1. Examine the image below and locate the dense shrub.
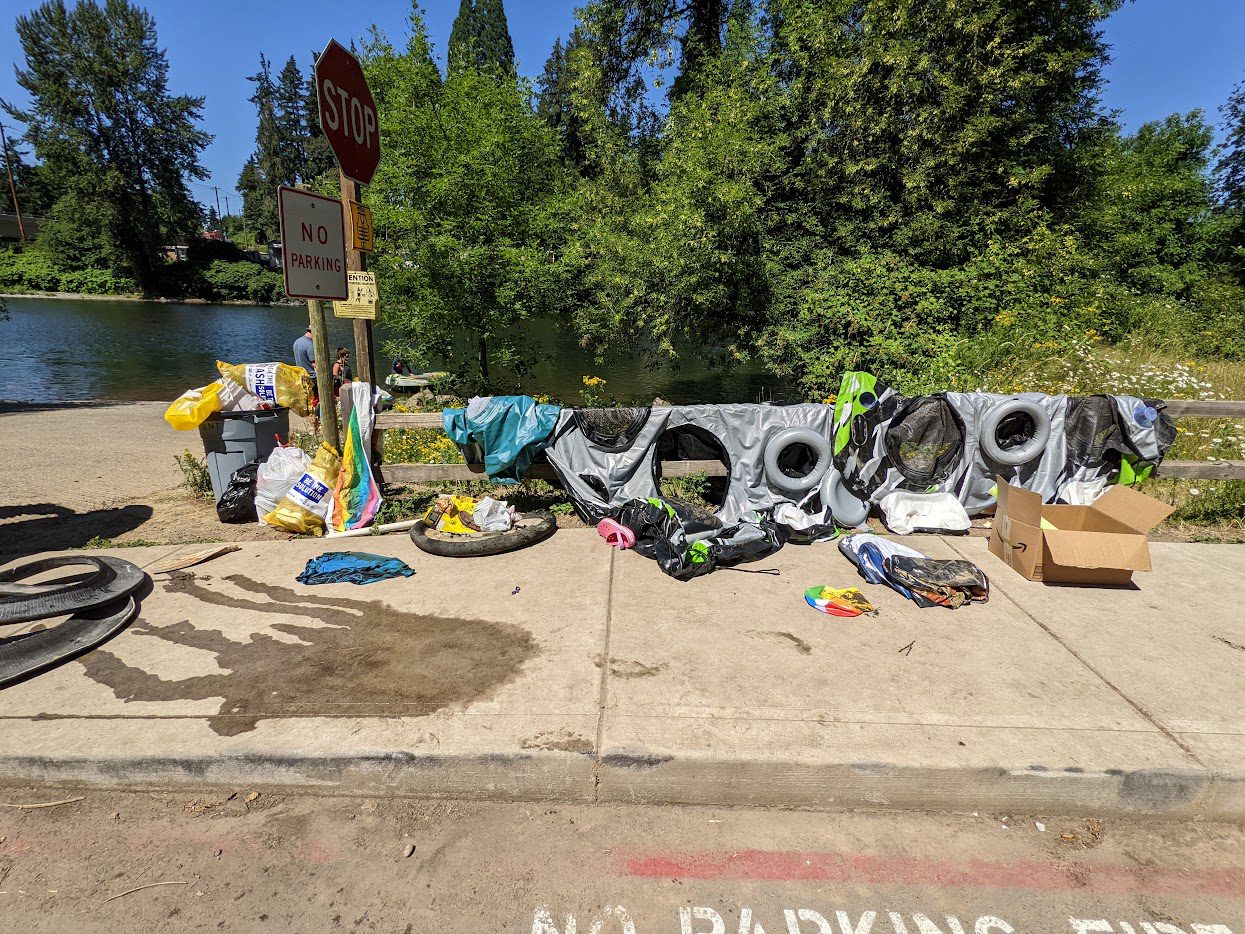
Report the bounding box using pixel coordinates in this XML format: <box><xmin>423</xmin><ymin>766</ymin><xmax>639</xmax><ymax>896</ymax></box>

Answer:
<box><xmin>0</xmin><ymin>245</ymin><xmax>136</xmax><ymax>295</ymax></box>
<box><xmin>761</xmin><ymin>224</ymin><xmax>1129</xmax><ymax>397</ymax></box>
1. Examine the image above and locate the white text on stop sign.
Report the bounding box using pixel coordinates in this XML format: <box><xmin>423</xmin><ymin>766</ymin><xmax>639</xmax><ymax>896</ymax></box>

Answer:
<box><xmin>320</xmin><ymin>78</ymin><xmax>377</xmax><ymax>149</ymax></box>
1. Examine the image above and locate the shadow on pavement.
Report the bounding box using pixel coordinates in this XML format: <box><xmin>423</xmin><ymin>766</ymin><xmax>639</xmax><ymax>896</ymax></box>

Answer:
<box><xmin>0</xmin><ymin>502</ymin><xmax>154</xmax><ymax>554</ymax></box>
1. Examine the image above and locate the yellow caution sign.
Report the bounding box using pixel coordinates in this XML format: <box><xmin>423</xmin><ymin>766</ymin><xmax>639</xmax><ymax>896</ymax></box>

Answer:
<box><xmin>332</xmin><ymin>270</ymin><xmax>380</xmax><ymax>321</ymax></box>
<box><xmin>349</xmin><ymin>201</ymin><xmax>374</xmax><ymax>252</ymax></box>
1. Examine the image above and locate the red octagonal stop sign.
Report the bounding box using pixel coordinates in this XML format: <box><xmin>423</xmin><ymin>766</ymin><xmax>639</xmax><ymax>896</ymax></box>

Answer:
<box><xmin>315</xmin><ymin>39</ymin><xmax>381</xmax><ymax>185</ymax></box>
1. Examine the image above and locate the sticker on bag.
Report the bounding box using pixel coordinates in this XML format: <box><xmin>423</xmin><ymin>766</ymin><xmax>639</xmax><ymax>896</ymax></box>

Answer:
<box><xmin>288</xmin><ymin>472</ymin><xmax>330</xmax><ymax>512</ymax></box>
<box><xmin>245</xmin><ymin>363</ymin><xmax>279</xmax><ymax>404</ymax></box>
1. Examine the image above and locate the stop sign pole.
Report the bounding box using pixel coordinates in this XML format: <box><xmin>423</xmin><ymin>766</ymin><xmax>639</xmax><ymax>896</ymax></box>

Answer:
<box><xmin>315</xmin><ymin>39</ymin><xmax>381</xmax><ymax>387</ymax></box>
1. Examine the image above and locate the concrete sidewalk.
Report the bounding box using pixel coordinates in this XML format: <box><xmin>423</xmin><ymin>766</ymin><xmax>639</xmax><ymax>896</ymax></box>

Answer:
<box><xmin>1</xmin><ymin>530</ymin><xmax>1242</xmax><ymax>819</ymax></box>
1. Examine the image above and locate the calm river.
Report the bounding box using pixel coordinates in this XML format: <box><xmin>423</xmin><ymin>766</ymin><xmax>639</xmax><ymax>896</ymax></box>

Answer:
<box><xmin>1</xmin><ymin>296</ymin><xmax>789</xmax><ymax>405</ymax></box>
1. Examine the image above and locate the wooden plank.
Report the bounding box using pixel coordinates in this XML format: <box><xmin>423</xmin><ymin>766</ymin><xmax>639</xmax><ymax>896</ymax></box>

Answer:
<box><xmin>376</xmin><ymin>412</ymin><xmax>443</xmax><ymax>430</ymax></box>
<box><xmin>383</xmin><ymin>459</ymin><xmax>731</xmax><ymax>484</ymax></box>
<box><xmin>1160</xmin><ymin>399</ymin><xmax>1245</xmax><ymax>418</ymax></box>
<box><xmin>384</xmin><ymin>458</ymin><xmax>1245</xmax><ymax>484</ymax></box>
<box><xmin>1155</xmin><ymin>460</ymin><xmax>1245</xmax><ymax>480</ymax></box>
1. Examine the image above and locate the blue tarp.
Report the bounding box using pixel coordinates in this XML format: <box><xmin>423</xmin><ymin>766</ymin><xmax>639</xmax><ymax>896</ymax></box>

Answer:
<box><xmin>443</xmin><ymin>396</ymin><xmax>562</xmax><ymax>485</ymax></box>
<box><xmin>296</xmin><ymin>552</ymin><xmax>415</xmax><ymax>585</ymax></box>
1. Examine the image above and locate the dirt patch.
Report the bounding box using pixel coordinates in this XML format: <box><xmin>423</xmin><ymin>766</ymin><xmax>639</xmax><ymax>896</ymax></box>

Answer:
<box><xmin>80</xmin><ymin>573</ymin><xmax>539</xmax><ymax>736</ymax></box>
<box><xmin>592</xmin><ymin>654</ymin><xmax>667</xmax><ymax>679</ymax></box>
<box><xmin>747</xmin><ymin>630</ymin><xmax>813</xmax><ymax>655</ymax></box>
<box><xmin>519</xmin><ymin>730</ymin><xmax>594</xmax><ymax>755</ymax></box>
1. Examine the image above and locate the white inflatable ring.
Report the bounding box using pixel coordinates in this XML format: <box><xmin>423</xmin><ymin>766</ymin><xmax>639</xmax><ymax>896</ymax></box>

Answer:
<box><xmin>979</xmin><ymin>398</ymin><xmax>1052</xmax><ymax>467</ymax></box>
<box><xmin>819</xmin><ymin>467</ymin><xmax>870</xmax><ymax>528</ymax></box>
<box><xmin>764</xmin><ymin>427</ymin><xmax>831</xmax><ymax>493</ymax></box>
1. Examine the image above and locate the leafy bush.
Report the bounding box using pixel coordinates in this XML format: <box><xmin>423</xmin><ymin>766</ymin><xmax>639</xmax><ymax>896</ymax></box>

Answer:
<box><xmin>761</xmin><ymin>224</ymin><xmax>1132</xmax><ymax>398</ymax></box>
<box><xmin>0</xmin><ymin>245</ymin><xmax>136</xmax><ymax>294</ymax></box>
<box><xmin>174</xmin><ymin>450</ymin><xmax>213</xmax><ymax>499</ymax></box>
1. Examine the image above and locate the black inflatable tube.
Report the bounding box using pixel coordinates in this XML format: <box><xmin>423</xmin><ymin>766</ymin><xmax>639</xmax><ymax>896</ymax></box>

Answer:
<box><xmin>409</xmin><ymin>512</ymin><xmax>557</xmax><ymax>557</ymax></box>
<box><xmin>0</xmin><ymin>556</ymin><xmax>146</xmax><ymax>625</ymax></box>
<box><xmin>0</xmin><ymin>596</ymin><xmax>138</xmax><ymax>688</ymax></box>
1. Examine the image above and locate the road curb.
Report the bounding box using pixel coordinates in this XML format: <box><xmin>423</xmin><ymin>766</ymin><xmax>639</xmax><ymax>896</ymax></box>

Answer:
<box><xmin>2</xmin><ymin>747</ymin><xmax>1242</xmax><ymax>821</ymax></box>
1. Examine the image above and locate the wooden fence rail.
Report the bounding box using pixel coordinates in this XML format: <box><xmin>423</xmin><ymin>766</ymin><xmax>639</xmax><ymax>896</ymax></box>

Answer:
<box><xmin>375</xmin><ymin>398</ymin><xmax>1245</xmax><ymax>483</ymax></box>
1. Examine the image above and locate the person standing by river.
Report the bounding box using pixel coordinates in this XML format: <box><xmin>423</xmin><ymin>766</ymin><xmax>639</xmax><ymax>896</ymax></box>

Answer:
<box><xmin>332</xmin><ymin>347</ymin><xmax>352</xmax><ymax>398</ymax></box>
<box><xmin>293</xmin><ymin>327</ymin><xmax>320</xmax><ymax>433</ymax></box>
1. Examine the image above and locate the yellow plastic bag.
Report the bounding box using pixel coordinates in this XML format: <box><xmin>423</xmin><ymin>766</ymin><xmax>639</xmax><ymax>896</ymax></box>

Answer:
<box><xmin>262</xmin><ymin>442</ymin><xmax>342</xmax><ymax>536</ymax></box>
<box><xmin>216</xmin><ymin>361</ymin><xmax>313</xmax><ymax>417</ymax></box>
<box><xmin>164</xmin><ymin>380</ymin><xmax>223</xmax><ymax>430</ymax></box>
<box><xmin>423</xmin><ymin>495</ymin><xmax>481</xmax><ymax>534</ymax></box>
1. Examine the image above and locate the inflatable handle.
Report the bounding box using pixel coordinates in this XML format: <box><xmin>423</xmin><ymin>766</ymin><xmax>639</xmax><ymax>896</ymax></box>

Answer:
<box><xmin>597</xmin><ymin>518</ymin><xmax>635</xmax><ymax>550</ymax></box>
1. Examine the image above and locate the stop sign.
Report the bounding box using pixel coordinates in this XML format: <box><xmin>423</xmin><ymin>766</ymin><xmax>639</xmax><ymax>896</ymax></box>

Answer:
<box><xmin>315</xmin><ymin>39</ymin><xmax>381</xmax><ymax>185</ymax></box>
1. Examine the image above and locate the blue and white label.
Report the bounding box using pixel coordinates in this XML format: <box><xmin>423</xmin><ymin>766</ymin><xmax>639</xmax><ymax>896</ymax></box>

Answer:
<box><xmin>245</xmin><ymin>363</ymin><xmax>279</xmax><ymax>404</ymax></box>
<box><xmin>288</xmin><ymin>472</ymin><xmax>330</xmax><ymax>512</ymax></box>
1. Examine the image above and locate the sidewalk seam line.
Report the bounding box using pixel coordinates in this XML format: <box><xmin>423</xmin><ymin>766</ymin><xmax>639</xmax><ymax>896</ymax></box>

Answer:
<box><xmin>592</xmin><ymin>547</ymin><xmax>616</xmax><ymax>801</ymax></box>
<box><xmin>943</xmin><ymin>538</ymin><xmax>1206</xmax><ymax>769</ymax></box>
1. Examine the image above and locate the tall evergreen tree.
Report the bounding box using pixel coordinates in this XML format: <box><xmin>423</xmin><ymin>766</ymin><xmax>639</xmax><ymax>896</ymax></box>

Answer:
<box><xmin>537</xmin><ymin>32</ymin><xmax>590</xmax><ymax>168</ymax></box>
<box><xmin>448</xmin><ymin>0</ymin><xmax>515</xmax><ymax>75</ymax></box>
<box><xmin>1215</xmin><ymin>79</ymin><xmax>1245</xmax><ymax>270</ymax></box>
<box><xmin>771</xmin><ymin>0</ymin><xmax>1121</xmax><ymax>265</ymax></box>
<box><xmin>239</xmin><ymin>54</ymin><xmax>284</xmax><ymax>243</ymax></box>
<box><xmin>236</xmin><ymin>156</ymin><xmax>268</xmax><ymax>244</ymax></box>
<box><xmin>275</xmin><ymin>55</ymin><xmax>309</xmax><ymax>184</ymax></box>
<box><xmin>302</xmin><ymin>51</ymin><xmax>339</xmax><ymax>182</ymax></box>
<box><xmin>6</xmin><ymin>0</ymin><xmax>210</xmax><ymax>287</ymax></box>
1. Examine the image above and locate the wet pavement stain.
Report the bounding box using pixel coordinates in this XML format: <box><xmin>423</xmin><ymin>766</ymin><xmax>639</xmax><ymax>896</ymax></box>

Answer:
<box><xmin>80</xmin><ymin>573</ymin><xmax>539</xmax><ymax>736</ymax></box>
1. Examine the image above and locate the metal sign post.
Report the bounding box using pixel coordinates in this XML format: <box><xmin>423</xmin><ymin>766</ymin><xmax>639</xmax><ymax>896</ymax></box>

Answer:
<box><xmin>278</xmin><ymin>185</ymin><xmax>348</xmax><ymax>450</ymax></box>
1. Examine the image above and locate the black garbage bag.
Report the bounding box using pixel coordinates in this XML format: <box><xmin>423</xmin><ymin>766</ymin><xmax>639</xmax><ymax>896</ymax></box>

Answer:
<box><xmin>216</xmin><ymin>460</ymin><xmax>261</xmax><ymax>524</ymax></box>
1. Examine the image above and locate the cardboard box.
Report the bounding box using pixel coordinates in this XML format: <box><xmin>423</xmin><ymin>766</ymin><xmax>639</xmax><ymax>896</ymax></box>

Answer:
<box><xmin>988</xmin><ymin>477</ymin><xmax>1174</xmax><ymax>585</ymax></box>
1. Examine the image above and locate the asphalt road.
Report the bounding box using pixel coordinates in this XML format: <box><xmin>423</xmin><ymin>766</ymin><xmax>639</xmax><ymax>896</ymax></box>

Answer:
<box><xmin>0</xmin><ymin>788</ymin><xmax>1241</xmax><ymax>933</ymax></box>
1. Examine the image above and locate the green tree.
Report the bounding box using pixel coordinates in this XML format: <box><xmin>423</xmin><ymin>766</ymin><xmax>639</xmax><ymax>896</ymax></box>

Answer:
<box><xmin>1083</xmin><ymin>113</ymin><xmax>1224</xmax><ymax>296</ymax></box>
<box><xmin>238</xmin><ymin>54</ymin><xmax>284</xmax><ymax>242</ymax></box>
<box><xmin>448</xmin><ymin>0</ymin><xmax>515</xmax><ymax>76</ymax></box>
<box><xmin>568</xmin><ymin>0</ymin><xmax>781</xmax><ymax>361</ymax></box>
<box><xmin>236</xmin><ymin>156</ymin><xmax>269</xmax><ymax>244</ymax></box>
<box><xmin>1218</xmin><ymin>80</ymin><xmax>1245</xmax><ymax>210</ymax></box>
<box><xmin>275</xmin><ymin>55</ymin><xmax>309</xmax><ymax>184</ymax></box>
<box><xmin>364</xmin><ymin>4</ymin><xmax>571</xmax><ymax>388</ymax></box>
<box><xmin>1217</xmin><ymin>79</ymin><xmax>1245</xmax><ymax>270</ymax></box>
<box><xmin>6</xmin><ymin>0</ymin><xmax>210</xmax><ymax>288</ymax></box>
<box><xmin>0</xmin><ymin>134</ymin><xmax>53</xmax><ymax>216</ymax></box>
<box><xmin>770</xmin><ymin>0</ymin><xmax>1120</xmax><ymax>265</ymax></box>
<box><xmin>302</xmin><ymin>51</ymin><xmax>339</xmax><ymax>182</ymax></box>
<box><xmin>536</xmin><ymin>32</ymin><xmax>592</xmax><ymax>168</ymax></box>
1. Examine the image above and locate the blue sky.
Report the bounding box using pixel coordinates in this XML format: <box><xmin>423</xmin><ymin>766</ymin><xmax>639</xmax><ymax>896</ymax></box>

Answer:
<box><xmin>1</xmin><ymin>0</ymin><xmax>1243</xmax><ymax>213</ymax></box>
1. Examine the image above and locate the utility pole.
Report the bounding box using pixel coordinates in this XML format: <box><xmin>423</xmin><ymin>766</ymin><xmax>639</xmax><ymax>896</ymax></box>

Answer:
<box><xmin>211</xmin><ymin>185</ymin><xmax>224</xmax><ymax>239</ymax></box>
<box><xmin>0</xmin><ymin>122</ymin><xmax>28</xmax><ymax>243</ymax></box>
<box><xmin>223</xmin><ymin>194</ymin><xmax>232</xmax><ymax>241</ymax></box>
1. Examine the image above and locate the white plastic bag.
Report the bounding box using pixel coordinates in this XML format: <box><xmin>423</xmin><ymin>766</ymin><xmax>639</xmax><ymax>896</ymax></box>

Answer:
<box><xmin>254</xmin><ymin>446</ymin><xmax>312</xmax><ymax>523</ymax></box>
<box><xmin>878</xmin><ymin>491</ymin><xmax>971</xmax><ymax>535</ymax></box>
<box><xmin>217</xmin><ymin>378</ymin><xmax>260</xmax><ymax>413</ymax></box>
<box><xmin>473</xmin><ymin>496</ymin><xmax>515</xmax><ymax>532</ymax></box>
<box><xmin>1059</xmin><ymin>476</ymin><xmax>1109</xmax><ymax>505</ymax></box>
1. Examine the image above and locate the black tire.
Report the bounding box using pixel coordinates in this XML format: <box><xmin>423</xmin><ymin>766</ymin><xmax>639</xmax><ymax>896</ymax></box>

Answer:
<box><xmin>0</xmin><ymin>556</ymin><xmax>146</xmax><ymax>625</ymax></box>
<box><xmin>409</xmin><ymin>512</ymin><xmax>558</xmax><ymax>557</ymax></box>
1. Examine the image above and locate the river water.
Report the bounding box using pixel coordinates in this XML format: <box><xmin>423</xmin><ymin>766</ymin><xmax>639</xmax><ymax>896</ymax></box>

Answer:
<box><xmin>2</xmin><ymin>297</ymin><xmax>790</xmax><ymax>405</ymax></box>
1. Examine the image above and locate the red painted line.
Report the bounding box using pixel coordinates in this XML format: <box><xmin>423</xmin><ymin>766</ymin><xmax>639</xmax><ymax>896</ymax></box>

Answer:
<box><xmin>619</xmin><ymin>850</ymin><xmax>1245</xmax><ymax>900</ymax></box>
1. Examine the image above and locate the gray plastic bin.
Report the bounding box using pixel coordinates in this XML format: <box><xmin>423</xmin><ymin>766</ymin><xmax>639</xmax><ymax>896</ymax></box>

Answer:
<box><xmin>198</xmin><ymin>408</ymin><xmax>290</xmax><ymax>503</ymax></box>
